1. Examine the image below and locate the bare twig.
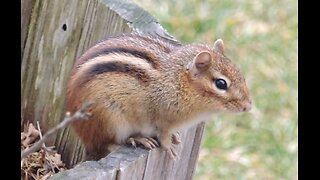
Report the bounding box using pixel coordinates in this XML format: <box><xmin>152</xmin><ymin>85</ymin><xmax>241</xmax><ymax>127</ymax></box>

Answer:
<box><xmin>37</xmin><ymin>121</ymin><xmax>47</xmax><ymax>149</ymax></box>
<box><xmin>36</xmin><ymin>121</ymin><xmax>56</xmax><ymax>154</ymax></box>
<box><xmin>21</xmin><ymin>101</ymin><xmax>95</xmax><ymax>159</ymax></box>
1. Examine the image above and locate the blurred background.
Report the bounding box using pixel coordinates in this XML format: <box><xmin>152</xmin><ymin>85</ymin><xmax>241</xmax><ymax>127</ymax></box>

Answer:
<box><xmin>134</xmin><ymin>0</ymin><xmax>297</xmax><ymax>179</ymax></box>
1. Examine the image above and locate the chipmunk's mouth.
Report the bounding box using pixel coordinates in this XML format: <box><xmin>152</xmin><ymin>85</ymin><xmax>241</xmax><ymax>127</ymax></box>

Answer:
<box><xmin>226</xmin><ymin>100</ymin><xmax>252</xmax><ymax>113</ymax></box>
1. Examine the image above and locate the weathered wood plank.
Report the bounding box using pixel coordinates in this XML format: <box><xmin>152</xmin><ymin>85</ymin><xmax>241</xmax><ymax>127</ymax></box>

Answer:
<box><xmin>21</xmin><ymin>0</ymin><xmax>90</xmax><ymax>131</ymax></box>
<box><xmin>21</xmin><ymin>0</ymin><xmax>36</xmax><ymax>61</ymax></box>
<box><xmin>50</xmin><ymin>160</ymin><xmax>117</xmax><ymax>180</ymax></box>
<box><xmin>51</xmin><ymin>121</ymin><xmax>206</xmax><ymax>180</ymax></box>
<box><xmin>185</xmin><ymin>121</ymin><xmax>206</xmax><ymax>179</ymax></box>
<box><xmin>21</xmin><ymin>0</ymin><xmax>97</xmax><ymax>167</ymax></box>
<box><xmin>143</xmin><ymin>122</ymin><xmax>206</xmax><ymax>180</ymax></box>
<box><xmin>102</xmin><ymin>0</ymin><xmax>179</xmax><ymax>44</ymax></box>
<box><xmin>107</xmin><ymin>147</ymin><xmax>149</xmax><ymax>180</ymax></box>
<box><xmin>50</xmin><ymin>146</ymin><xmax>149</xmax><ymax>180</ymax></box>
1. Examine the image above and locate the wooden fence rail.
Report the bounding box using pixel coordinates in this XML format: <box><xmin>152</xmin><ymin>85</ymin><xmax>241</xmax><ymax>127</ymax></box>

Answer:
<box><xmin>21</xmin><ymin>0</ymin><xmax>206</xmax><ymax>179</ymax></box>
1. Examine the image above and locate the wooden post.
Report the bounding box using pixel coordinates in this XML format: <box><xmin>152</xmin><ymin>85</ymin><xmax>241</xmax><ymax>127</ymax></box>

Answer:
<box><xmin>21</xmin><ymin>0</ymin><xmax>206</xmax><ymax>178</ymax></box>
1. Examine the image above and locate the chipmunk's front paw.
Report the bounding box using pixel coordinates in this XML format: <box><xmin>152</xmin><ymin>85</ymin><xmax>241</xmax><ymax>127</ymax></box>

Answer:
<box><xmin>172</xmin><ymin>131</ymin><xmax>181</xmax><ymax>145</ymax></box>
<box><xmin>126</xmin><ymin>136</ymin><xmax>159</xmax><ymax>149</ymax></box>
<box><xmin>163</xmin><ymin>145</ymin><xmax>177</xmax><ymax>160</ymax></box>
<box><xmin>159</xmin><ymin>133</ymin><xmax>179</xmax><ymax>160</ymax></box>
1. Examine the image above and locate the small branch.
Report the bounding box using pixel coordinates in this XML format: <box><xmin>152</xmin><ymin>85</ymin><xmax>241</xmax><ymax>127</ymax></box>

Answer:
<box><xmin>36</xmin><ymin>121</ymin><xmax>56</xmax><ymax>154</ymax></box>
<box><xmin>21</xmin><ymin>101</ymin><xmax>95</xmax><ymax>159</ymax></box>
<box><xmin>36</xmin><ymin>121</ymin><xmax>46</xmax><ymax>149</ymax></box>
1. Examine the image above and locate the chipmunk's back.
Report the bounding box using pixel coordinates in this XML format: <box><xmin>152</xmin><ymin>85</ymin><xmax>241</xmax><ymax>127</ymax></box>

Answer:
<box><xmin>71</xmin><ymin>33</ymin><xmax>179</xmax><ymax>74</ymax></box>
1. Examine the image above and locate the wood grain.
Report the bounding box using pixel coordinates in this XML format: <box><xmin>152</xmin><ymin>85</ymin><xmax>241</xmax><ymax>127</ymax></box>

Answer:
<box><xmin>50</xmin><ymin>122</ymin><xmax>206</xmax><ymax>180</ymax></box>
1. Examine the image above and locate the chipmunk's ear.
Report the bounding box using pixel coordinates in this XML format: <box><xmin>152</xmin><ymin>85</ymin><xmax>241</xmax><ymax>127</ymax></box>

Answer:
<box><xmin>187</xmin><ymin>51</ymin><xmax>212</xmax><ymax>75</ymax></box>
<box><xmin>213</xmin><ymin>39</ymin><xmax>224</xmax><ymax>54</ymax></box>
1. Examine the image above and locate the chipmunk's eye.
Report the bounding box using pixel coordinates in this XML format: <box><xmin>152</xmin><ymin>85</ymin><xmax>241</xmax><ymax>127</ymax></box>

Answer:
<box><xmin>215</xmin><ymin>79</ymin><xmax>228</xmax><ymax>90</ymax></box>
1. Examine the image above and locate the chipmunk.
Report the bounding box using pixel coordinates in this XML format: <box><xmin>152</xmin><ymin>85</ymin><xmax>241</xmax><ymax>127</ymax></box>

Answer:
<box><xmin>66</xmin><ymin>32</ymin><xmax>251</xmax><ymax>161</ymax></box>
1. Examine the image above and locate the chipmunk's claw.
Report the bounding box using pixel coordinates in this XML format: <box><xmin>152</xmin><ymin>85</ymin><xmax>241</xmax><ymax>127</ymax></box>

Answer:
<box><xmin>161</xmin><ymin>144</ymin><xmax>177</xmax><ymax>160</ymax></box>
<box><xmin>126</xmin><ymin>136</ymin><xmax>159</xmax><ymax>149</ymax></box>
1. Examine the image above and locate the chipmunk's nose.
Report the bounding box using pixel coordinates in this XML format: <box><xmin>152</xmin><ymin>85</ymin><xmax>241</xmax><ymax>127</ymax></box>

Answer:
<box><xmin>242</xmin><ymin>101</ymin><xmax>252</xmax><ymax>112</ymax></box>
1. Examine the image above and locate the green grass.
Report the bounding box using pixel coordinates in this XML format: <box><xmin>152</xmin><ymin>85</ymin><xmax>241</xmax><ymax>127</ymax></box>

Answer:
<box><xmin>134</xmin><ymin>0</ymin><xmax>297</xmax><ymax>179</ymax></box>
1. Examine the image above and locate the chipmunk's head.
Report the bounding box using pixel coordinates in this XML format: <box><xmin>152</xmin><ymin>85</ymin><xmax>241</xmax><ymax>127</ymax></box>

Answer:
<box><xmin>186</xmin><ymin>39</ymin><xmax>251</xmax><ymax>113</ymax></box>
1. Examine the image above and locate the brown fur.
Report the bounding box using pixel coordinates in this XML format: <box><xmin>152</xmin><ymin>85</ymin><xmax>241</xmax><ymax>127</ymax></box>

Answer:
<box><xmin>66</xmin><ymin>32</ymin><xmax>251</xmax><ymax>161</ymax></box>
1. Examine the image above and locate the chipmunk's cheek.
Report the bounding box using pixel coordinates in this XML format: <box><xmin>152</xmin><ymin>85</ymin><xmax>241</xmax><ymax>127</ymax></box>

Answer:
<box><xmin>225</xmin><ymin>104</ymin><xmax>238</xmax><ymax>112</ymax></box>
<box><xmin>215</xmin><ymin>100</ymin><xmax>230</xmax><ymax>112</ymax></box>
<box><xmin>222</xmin><ymin>100</ymin><xmax>240</xmax><ymax>113</ymax></box>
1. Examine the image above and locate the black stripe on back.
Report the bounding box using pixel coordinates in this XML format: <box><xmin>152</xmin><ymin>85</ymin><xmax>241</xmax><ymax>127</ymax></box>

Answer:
<box><xmin>77</xmin><ymin>47</ymin><xmax>159</xmax><ymax>69</ymax></box>
<box><xmin>79</xmin><ymin>62</ymin><xmax>150</xmax><ymax>86</ymax></box>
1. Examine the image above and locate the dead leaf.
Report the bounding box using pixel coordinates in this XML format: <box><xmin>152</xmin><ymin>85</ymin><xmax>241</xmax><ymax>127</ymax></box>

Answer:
<box><xmin>21</xmin><ymin>123</ymin><xmax>66</xmax><ymax>180</ymax></box>
<box><xmin>21</xmin><ymin>123</ymin><xmax>40</xmax><ymax>147</ymax></box>
<box><xmin>39</xmin><ymin>172</ymin><xmax>53</xmax><ymax>180</ymax></box>
<box><xmin>47</xmin><ymin>153</ymin><xmax>65</xmax><ymax>168</ymax></box>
